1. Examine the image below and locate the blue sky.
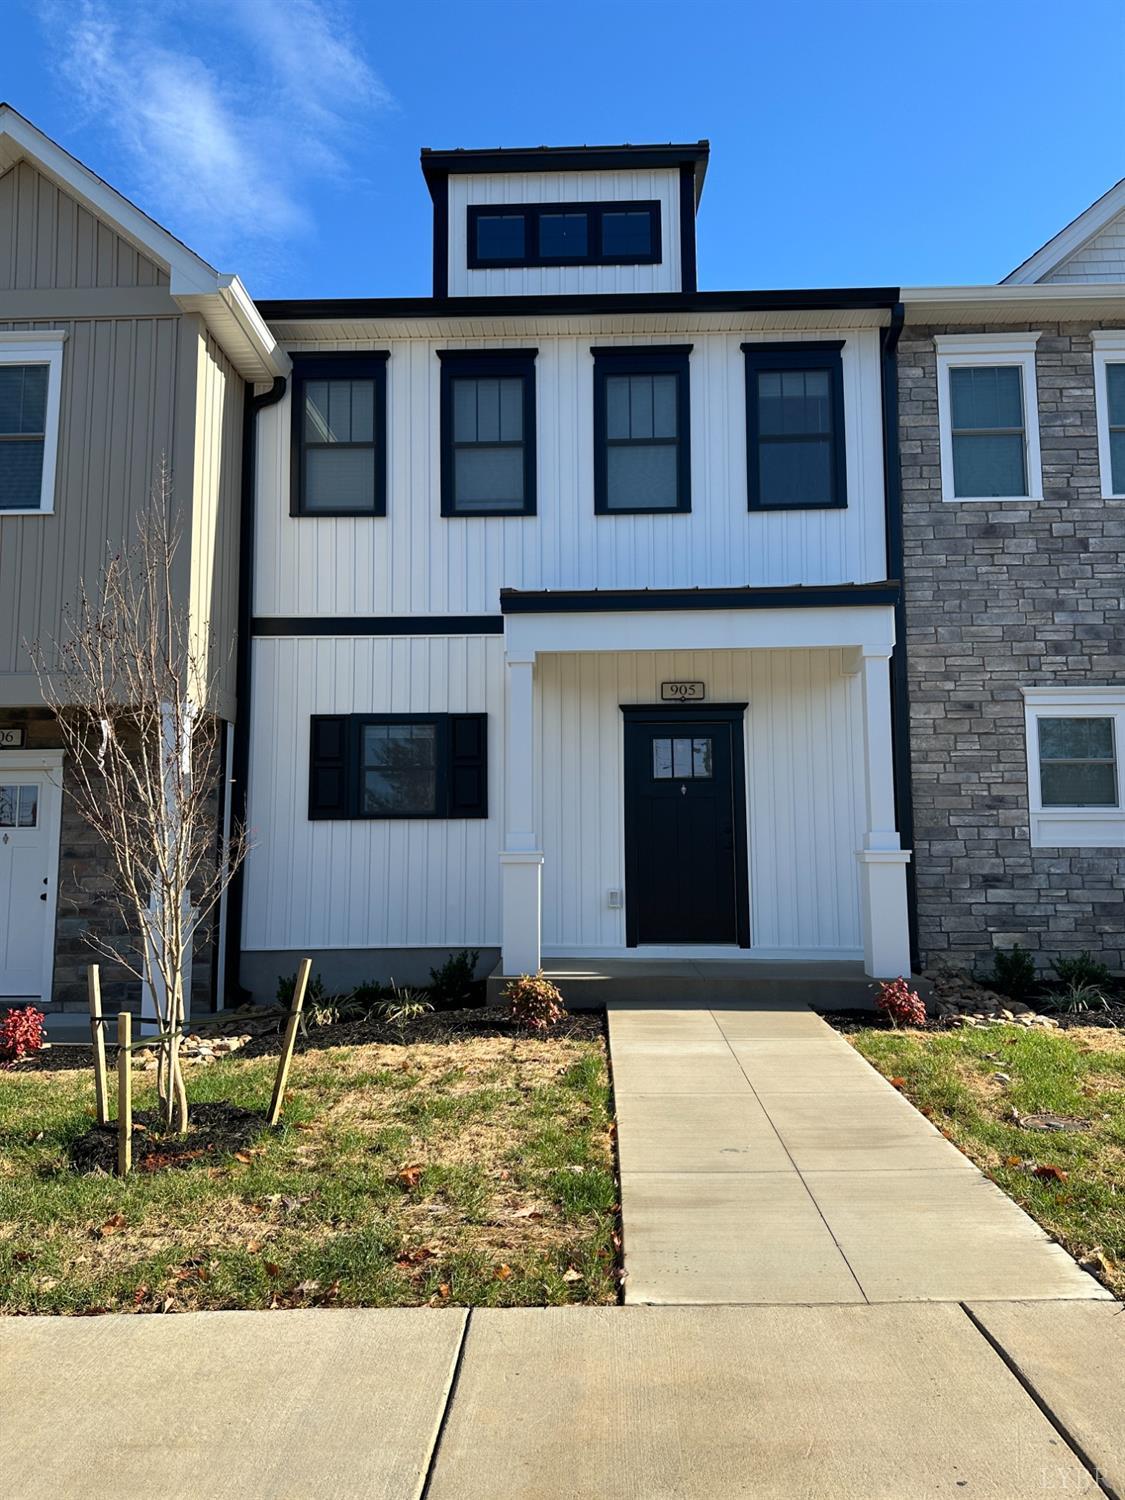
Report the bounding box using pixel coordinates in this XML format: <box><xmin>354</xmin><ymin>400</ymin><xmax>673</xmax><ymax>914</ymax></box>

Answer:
<box><xmin>5</xmin><ymin>0</ymin><xmax>1124</xmax><ymax>298</ymax></box>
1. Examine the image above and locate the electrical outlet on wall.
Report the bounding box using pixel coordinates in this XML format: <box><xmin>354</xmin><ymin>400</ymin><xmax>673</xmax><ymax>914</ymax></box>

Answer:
<box><xmin>607</xmin><ymin>889</ymin><xmax>623</xmax><ymax>909</ymax></box>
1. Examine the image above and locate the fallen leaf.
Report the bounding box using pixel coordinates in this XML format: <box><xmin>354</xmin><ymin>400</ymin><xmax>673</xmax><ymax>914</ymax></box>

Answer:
<box><xmin>562</xmin><ymin>1267</ymin><xmax>583</xmax><ymax>1283</ymax></box>
<box><xmin>234</xmin><ymin>1151</ymin><xmax>253</xmax><ymax>1165</ymax></box>
<box><xmin>890</xmin><ymin>1077</ymin><xmax>906</xmax><ymax>1089</ymax></box>
<box><xmin>397</xmin><ymin>1165</ymin><xmax>423</xmax><ymax>1189</ymax></box>
<box><xmin>1005</xmin><ymin>1155</ymin><xmax>1023</xmax><ymax>1167</ymax></box>
<box><xmin>511</xmin><ymin>1206</ymin><xmax>543</xmax><ymax>1220</ymax></box>
<box><xmin>494</xmin><ymin>1264</ymin><xmax>512</xmax><ymax>1281</ymax></box>
<box><xmin>160</xmin><ymin>1297</ymin><xmax>175</xmax><ymax>1314</ymax></box>
<box><xmin>1033</xmin><ymin>1164</ymin><xmax>1068</xmax><ymax>1182</ymax></box>
<box><xmin>96</xmin><ymin>1213</ymin><xmax>127</xmax><ymax>1238</ymax></box>
<box><xmin>264</xmin><ymin>1262</ymin><xmax>282</xmax><ymax>1278</ymax></box>
<box><xmin>295</xmin><ymin>1279</ymin><xmax>321</xmax><ymax>1295</ymax></box>
<box><xmin>132</xmin><ymin>1284</ymin><xmax>149</xmax><ymax>1305</ymax></box>
<box><xmin>437</xmin><ymin>1283</ymin><xmax>451</xmax><ymax>1299</ymax></box>
<box><xmin>13</xmin><ymin>1250</ymin><xmax>31</xmax><ymax>1265</ymax></box>
<box><xmin>246</xmin><ymin>1239</ymin><xmax>263</xmax><ymax>1254</ymax></box>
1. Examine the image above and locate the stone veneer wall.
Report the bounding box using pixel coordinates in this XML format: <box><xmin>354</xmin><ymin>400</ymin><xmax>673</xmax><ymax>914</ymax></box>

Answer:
<box><xmin>0</xmin><ymin>707</ymin><xmax>222</xmax><ymax>1013</ymax></box>
<box><xmin>899</xmin><ymin>322</ymin><xmax>1125</xmax><ymax>974</ymax></box>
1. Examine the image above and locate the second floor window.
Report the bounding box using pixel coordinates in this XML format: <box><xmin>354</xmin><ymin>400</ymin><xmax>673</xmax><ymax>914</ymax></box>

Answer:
<box><xmin>0</xmin><ymin>334</ymin><xmax>65</xmax><ymax>515</ymax></box>
<box><xmin>438</xmin><ymin>350</ymin><xmax>537</xmax><ymax>516</ymax></box>
<box><xmin>592</xmin><ymin>346</ymin><xmax>692</xmax><ymax>514</ymax></box>
<box><xmin>934</xmin><ymin>334</ymin><xmax>1042</xmax><ymax>503</ymax></box>
<box><xmin>742</xmin><ymin>343</ymin><xmax>847</xmax><ymax>510</ymax></box>
<box><xmin>1092</xmin><ymin>330</ymin><xmax>1125</xmax><ymax>499</ymax></box>
<box><xmin>290</xmin><ymin>353</ymin><xmax>388</xmax><ymax>516</ymax></box>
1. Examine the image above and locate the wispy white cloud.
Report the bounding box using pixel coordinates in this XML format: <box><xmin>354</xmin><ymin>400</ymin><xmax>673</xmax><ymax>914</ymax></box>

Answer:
<box><xmin>41</xmin><ymin>0</ymin><xmax>390</xmax><ymax>270</ymax></box>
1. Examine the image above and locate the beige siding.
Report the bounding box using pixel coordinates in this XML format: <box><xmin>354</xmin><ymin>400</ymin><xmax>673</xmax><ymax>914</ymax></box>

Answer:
<box><xmin>0</xmin><ymin>160</ymin><xmax>169</xmax><ymax>290</ymax></box>
<box><xmin>189</xmin><ymin>331</ymin><xmax>244</xmax><ymax>716</ymax></box>
<box><xmin>0</xmin><ymin>315</ymin><xmax>183</xmax><ymax>701</ymax></box>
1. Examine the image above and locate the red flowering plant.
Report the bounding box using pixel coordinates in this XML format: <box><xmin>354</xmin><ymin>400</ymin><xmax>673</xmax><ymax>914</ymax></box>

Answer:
<box><xmin>0</xmin><ymin>1006</ymin><xmax>46</xmax><ymax>1066</ymax></box>
<box><xmin>503</xmin><ymin>973</ymin><xmax>565</xmax><ymax>1032</ymax></box>
<box><xmin>874</xmin><ymin>978</ymin><xmax>926</xmax><ymax>1030</ymax></box>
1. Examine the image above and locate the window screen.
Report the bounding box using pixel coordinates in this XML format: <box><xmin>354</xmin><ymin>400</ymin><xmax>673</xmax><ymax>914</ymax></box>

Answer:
<box><xmin>0</xmin><ymin>364</ymin><xmax>48</xmax><ymax>511</ymax></box>
<box><xmin>1037</xmin><ymin>718</ymin><xmax>1118</xmax><ymax>808</ymax></box>
<box><xmin>949</xmin><ymin>365</ymin><xmax>1027</xmax><ymax>498</ymax></box>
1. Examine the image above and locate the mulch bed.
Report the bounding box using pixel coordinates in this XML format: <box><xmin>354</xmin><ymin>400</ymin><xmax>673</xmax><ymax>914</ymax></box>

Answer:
<box><xmin>69</xmin><ymin>1102</ymin><xmax>266</xmax><ymax>1174</ymax></box>
<box><xmin>818</xmin><ymin>1000</ymin><xmax>1124</xmax><ymax>1036</ymax></box>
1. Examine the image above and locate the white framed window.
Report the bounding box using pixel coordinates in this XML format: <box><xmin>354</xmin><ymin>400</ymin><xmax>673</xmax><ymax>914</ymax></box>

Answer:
<box><xmin>0</xmin><ymin>331</ymin><xmax>66</xmax><ymax>516</ymax></box>
<box><xmin>934</xmin><ymin>333</ymin><xmax>1042</xmax><ymax>503</ymax></box>
<box><xmin>1022</xmin><ymin>687</ymin><xmax>1125</xmax><ymax>848</ymax></box>
<box><xmin>1091</xmin><ymin>329</ymin><xmax>1125</xmax><ymax>500</ymax></box>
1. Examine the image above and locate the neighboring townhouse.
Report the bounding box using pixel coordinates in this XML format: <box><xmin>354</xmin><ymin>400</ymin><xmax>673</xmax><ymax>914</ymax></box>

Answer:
<box><xmin>0</xmin><ymin>106</ymin><xmax>288</xmax><ymax>1013</ymax></box>
<box><xmin>237</xmin><ymin>141</ymin><xmax>915</xmax><ymax>1000</ymax></box>
<box><xmin>900</xmin><ymin>179</ymin><xmax>1125</xmax><ymax>973</ymax></box>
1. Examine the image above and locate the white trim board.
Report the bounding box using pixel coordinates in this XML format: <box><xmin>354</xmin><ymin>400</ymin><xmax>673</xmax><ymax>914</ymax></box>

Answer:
<box><xmin>0</xmin><ymin>334</ymin><xmax>66</xmax><ymax>516</ymax></box>
<box><xmin>1021</xmin><ymin>687</ymin><xmax>1125</xmax><ymax>849</ymax></box>
<box><xmin>934</xmin><ymin>333</ymin><xmax>1042</xmax><ymax>504</ymax></box>
<box><xmin>1091</xmin><ymin>330</ymin><xmax>1125</xmax><ymax>500</ymax></box>
<box><xmin>1002</xmin><ymin>176</ymin><xmax>1125</xmax><ymax>285</ymax></box>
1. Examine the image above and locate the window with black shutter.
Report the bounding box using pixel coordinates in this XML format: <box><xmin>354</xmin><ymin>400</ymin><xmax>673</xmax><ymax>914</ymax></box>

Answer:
<box><xmin>308</xmin><ymin>713</ymin><xmax>487</xmax><ymax>820</ymax></box>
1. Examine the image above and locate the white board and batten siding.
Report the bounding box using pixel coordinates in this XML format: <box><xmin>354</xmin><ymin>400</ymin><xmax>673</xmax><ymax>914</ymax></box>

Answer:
<box><xmin>446</xmin><ymin>170</ymin><xmax>683</xmax><ymax>298</ymax></box>
<box><xmin>253</xmin><ymin>328</ymin><xmax>888</xmax><ymax>617</ymax></box>
<box><xmin>243</xmin><ymin>639</ymin><xmax>864</xmax><ymax>960</ymax></box>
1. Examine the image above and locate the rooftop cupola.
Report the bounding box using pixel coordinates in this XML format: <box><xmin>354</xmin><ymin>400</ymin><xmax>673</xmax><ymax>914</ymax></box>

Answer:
<box><xmin>420</xmin><ymin>141</ymin><xmax>709</xmax><ymax>299</ymax></box>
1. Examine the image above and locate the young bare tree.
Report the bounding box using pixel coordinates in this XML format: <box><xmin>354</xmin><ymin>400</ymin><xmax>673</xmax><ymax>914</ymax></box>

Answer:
<box><xmin>32</xmin><ymin>461</ymin><xmax>247</xmax><ymax>1132</ymax></box>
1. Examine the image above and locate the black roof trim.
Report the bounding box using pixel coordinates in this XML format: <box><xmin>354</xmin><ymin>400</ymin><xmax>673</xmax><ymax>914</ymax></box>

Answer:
<box><xmin>258</xmin><ymin>288</ymin><xmax>900</xmax><ymax>323</ymax></box>
<box><xmin>420</xmin><ymin>141</ymin><xmax>711</xmax><ymax>201</ymax></box>
<box><xmin>500</xmin><ymin>582</ymin><xmax>901</xmax><ymax>614</ymax></box>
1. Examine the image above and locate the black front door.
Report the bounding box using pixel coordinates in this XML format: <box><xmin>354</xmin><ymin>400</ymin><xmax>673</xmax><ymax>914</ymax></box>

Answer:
<box><xmin>622</xmin><ymin>707</ymin><xmax>749</xmax><ymax>947</ymax></box>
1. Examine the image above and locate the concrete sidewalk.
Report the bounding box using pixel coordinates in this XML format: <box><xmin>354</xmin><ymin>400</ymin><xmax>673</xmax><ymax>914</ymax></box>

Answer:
<box><xmin>609</xmin><ymin>1002</ymin><xmax>1109</xmax><ymax>1305</ymax></box>
<box><xmin>3</xmin><ymin>1301</ymin><xmax>1123</xmax><ymax>1498</ymax></box>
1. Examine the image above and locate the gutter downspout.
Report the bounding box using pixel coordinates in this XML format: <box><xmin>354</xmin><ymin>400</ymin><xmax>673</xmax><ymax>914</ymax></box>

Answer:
<box><xmin>223</xmin><ymin>375</ymin><xmax>287</xmax><ymax>1005</ymax></box>
<box><xmin>880</xmin><ymin>302</ymin><xmax>920</xmax><ymax>972</ymax></box>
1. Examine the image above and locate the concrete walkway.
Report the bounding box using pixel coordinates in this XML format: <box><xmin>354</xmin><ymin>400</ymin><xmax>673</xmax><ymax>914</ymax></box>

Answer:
<box><xmin>4</xmin><ymin>1302</ymin><xmax>1123</xmax><ymax>1498</ymax></box>
<box><xmin>609</xmin><ymin>1001</ymin><xmax>1109</xmax><ymax>1305</ymax></box>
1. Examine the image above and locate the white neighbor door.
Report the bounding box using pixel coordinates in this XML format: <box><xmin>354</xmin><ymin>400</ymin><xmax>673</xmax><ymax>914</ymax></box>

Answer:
<box><xmin>0</xmin><ymin>753</ymin><xmax>62</xmax><ymax>1001</ymax></box>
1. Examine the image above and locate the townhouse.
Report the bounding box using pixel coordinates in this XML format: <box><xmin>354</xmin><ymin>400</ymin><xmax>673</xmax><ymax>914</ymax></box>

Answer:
<box><xmin>0</xmin><ymin>105</ymin><xmax>287</xmax><ymax>1011</ymax></box>
<box><xmin>237</xmin><ymin>142</ymin><xmax>914</xmax><ymax>999</ymax></box>
<box><xmin>901</xmin><ymin>180</ymin><xmax>1125</xmax><ymax>973</ymax></box>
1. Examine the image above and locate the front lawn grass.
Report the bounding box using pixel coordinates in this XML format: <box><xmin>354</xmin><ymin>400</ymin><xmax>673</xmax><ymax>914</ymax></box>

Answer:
<box><xmin>0</xmin><ymin>1028</ymin><xmax>618</xmax><ymax>1314</ymax></box>
<box><xmin>849</xmin><ymin>1023</ymin><xmax>1125</xmax><ymax>1296</ymax></box>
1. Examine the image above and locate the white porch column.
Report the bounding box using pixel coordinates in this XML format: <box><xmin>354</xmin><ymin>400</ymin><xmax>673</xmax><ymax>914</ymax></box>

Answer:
<box><xmin>853</xmin><ymin>649</ymin><xmax>912</xmax><ymax>979</ymax></box>
<box><xmin>500</xmin><ymin>651</ymin><xmax>543</xmax><ymax>975</ymax></box>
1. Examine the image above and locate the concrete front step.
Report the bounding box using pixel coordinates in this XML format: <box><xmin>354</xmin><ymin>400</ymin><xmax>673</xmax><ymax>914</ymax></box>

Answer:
<box><xmin>486</xmin><ymin>956</ymin><xmax>888</xmax><ymax>1009</ymax></box>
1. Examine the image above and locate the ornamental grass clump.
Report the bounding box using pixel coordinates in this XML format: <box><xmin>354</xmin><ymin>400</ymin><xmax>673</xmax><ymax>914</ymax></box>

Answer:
<box><xmin>504</xmin><ymin>972</ymin><xmax>565</xmax><ymax>1031</ymax></box>
<box><xmin>0</xmin><ymin>1005</ymin><xmax>45</xmax><ymax>1065</ymax></box>
<box><xmin>874</xmin><ymin>977</ymin><xmax>926</xmax><ymax>1029</ymax></box>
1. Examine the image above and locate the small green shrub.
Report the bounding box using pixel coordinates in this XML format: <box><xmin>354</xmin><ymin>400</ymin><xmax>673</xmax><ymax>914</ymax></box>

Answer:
<box><xmin>987</xmin><ymin>944</ymin><xmax>1036</xmax><ymax>1001</ymax></box>
<box><xmin>1053</xmin><ymin>951</ymin><xmax>1113</xmax><ymax>989</ymax></box>
<box><xmin>428</xmin><ymin>949</ymin><xmax>480</xmax><ymax>1006</ymax></box>
<box><xmin>276</xmin><ymin>969</ymin><xmax>327</xmax><ymax>1010</ymax></box>
<box><xmin>304</xmin><ymin>993</ymin><xmax>368</xmax><ymax>1030</ymax></box>
<box><xmin>504</xmin><ymin>972</ymin><xmax>565</xmax><ymax>1032</ymax></box>
<box><xmin>1040</xmin><ymin>981</ymin><xmax>1110</xmax><ymax>1015</ymax></box>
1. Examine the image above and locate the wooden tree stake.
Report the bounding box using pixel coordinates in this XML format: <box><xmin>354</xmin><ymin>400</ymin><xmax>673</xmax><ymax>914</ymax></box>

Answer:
<box><xmin>268</xmin><ymin>958</ymin><xmax>311</xmax><ymax>1127</ymax></box>
<box><xmin>87</xmin><ymin>965</ymin><xmax>110</xmax><ymax>1126</ymax></box>
<box><xmin>117</xmin><ymin>1010</ymin><xmax>133</xmax><ymax>1176</ymax></box>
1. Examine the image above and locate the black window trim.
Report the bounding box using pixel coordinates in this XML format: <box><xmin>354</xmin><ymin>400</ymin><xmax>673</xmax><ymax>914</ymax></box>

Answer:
<box><xmin>591</xmin><ymin>344</ymin><xmax>693</xmax><ymax>516</ymax></box>
<box><xmin>742</xmin><ymin>341</ymin><xmax>848</xmax><ymax>512</ymax></box>
<box><xmin>437</xmin><ymin>348</ymin><xmax>537</xmax><ymax>518</ymax></box>
<box><xmin>290</xmin><ymin>351</ymin><xmax>389</xmax><ymax>518</ymax></box>
<box><xmin>467</xmin><ymin>200</ymin><xmax>662</xmax><ymax>269</ymax></box>
<box><xmin>309</xmin><ymin>711</ymin><xmax>488</xmax><ymax>821</ymax></box>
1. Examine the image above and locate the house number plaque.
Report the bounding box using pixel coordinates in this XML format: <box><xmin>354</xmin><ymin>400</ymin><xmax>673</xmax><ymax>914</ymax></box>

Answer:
<box><xmin>660</xmin><ymin>681</ymin><xmax>705</xmax><ymax>702</ymax></box>
<box><xmin>0</xmin><ymin>728</ymin><xmax>25</xmax><ymax>749</ymax></box>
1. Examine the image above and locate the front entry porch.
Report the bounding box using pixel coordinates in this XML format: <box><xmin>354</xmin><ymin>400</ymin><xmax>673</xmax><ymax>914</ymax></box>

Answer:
<box><xmin>495</xmin><ymin>586</ymin><xmax>914</xmax><ymax>984</ymax></box>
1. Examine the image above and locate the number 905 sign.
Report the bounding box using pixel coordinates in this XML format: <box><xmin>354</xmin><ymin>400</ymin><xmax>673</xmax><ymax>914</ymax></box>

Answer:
<box><xmin>660</xmin><ymin>681</ymin><xmax>705</xmax><ymax>702</ymax></box>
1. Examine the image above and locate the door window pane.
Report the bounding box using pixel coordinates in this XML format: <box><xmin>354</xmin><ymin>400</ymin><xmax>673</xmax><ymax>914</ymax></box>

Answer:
<box><xmin>949</xmin><ymin>365</ymin><xmax>1027</xmax><ymax>497</ymax></box>
<box><xmin>652</xmin><ymin>736</ymin><xmax>712</xmax><ymax>779</ymax></box>
<box><xmin>692</xmin><ymin>738</ymin><xmax>712</xmax><ymax>777</ymax></box>
<box><xmin>0</xmin><ymin>784</ymin><xmax>37</xmax><ymax>827</ymax></box>
<box><xmin>602</xmin><ymin>211</ymin><xmax>653</xmax><ymax>257</ymax></box>
<box><xmin>652</xmin><ymin>739</ymin><xmax>673</xmax><ymax>778</ymax></box>
<box><xmin>1037</xmin><ymin>717</ymin><xmax>1117</xmax><ymax>807</ymax></box>
<box><xmin>476</xmin><ymin>214</ymin><xmax>525</xmax><ymax>261</ymax></box>
<box><xmin>361</xmin><ymin>724</ymin><xmax>437</xmax><ymax>814</ymax></box>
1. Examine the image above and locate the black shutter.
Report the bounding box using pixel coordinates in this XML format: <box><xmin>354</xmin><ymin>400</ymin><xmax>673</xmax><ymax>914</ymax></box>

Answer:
<box><xmin>447</xmin><ymin>713</ymin><xmax>488</xmax><ymax>818</ymax></box>
<box><xmin>309</xmin><ymin>716</ymin><xmax>351</xmax><ymax>818</ymax></box>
